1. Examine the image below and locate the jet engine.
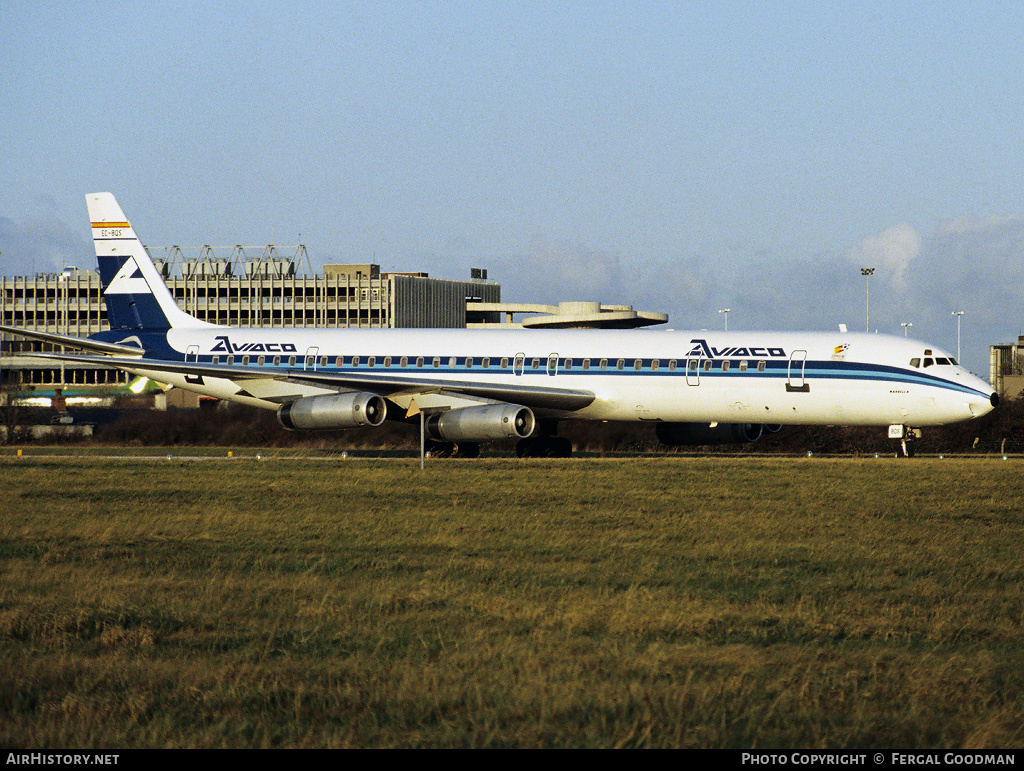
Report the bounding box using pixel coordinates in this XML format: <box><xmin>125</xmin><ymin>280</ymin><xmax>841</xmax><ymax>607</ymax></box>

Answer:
<box><xmin>656</xmin><ymin>421</ymin><xmax>765</xmax><ymax>446</ymax></box>
<box><xmin>426</xmin><ymin>403</ymin><xmax>535</xmax><ymax>443</ymax></box>
<box><xmin>277</xmin><ymin>392</ymin><xmax>387</xmax><ymax>430</ymax></box>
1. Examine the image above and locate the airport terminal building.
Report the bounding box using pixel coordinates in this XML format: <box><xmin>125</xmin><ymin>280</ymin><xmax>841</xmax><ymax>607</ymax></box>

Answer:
<box><xmin>1</xmin><ymin>247</ymin><xmax>666</xmax><ymax>396</ymax></box>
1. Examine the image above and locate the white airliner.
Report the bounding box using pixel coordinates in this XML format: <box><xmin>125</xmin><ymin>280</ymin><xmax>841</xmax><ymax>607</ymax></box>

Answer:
<box><xmin>2</xmin><ymin>193</ymin><xmax>998</xmax><ymax>457</ymax></box>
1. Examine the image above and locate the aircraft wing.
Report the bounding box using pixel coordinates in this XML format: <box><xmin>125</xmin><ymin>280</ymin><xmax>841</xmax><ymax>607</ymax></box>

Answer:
<box><xmin>0</xmin><ymin>325</ymin><xmax>147</xmax><ymax>357</ymax></box>
<box><xmin>29</xmin><ymin>352</ymin><xmax>597</xmax><ymax>412</ymax></box>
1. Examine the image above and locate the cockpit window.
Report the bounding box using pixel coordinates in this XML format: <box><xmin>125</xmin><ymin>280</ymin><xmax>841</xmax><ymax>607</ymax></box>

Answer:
<box><xmin>935</xmin><ymin>357</ymin><xmax>951</xmax><ymax>365</ymax></box>
<box><xmin>923</xmin><ymin>357</ymin><xmax>934</xmax><ymax>368</ymax></box>
<box><xmin>910</xmin><ymin>358</ymin><xmax>921</xmax><ymax>368</ymax></box>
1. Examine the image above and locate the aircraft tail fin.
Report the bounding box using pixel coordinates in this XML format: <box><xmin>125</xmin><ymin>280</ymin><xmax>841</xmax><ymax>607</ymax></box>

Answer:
<box><xmin>87</xmin><ymin>192</ymin><xmax>210</xmax><ymax>331</ymax></box>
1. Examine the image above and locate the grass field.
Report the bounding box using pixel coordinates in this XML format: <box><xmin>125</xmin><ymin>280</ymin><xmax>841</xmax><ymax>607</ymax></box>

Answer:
<box><xmin>1</xmin><ymin>454</ymin><xmax>1022</xmax><ymax>748</ymax></box>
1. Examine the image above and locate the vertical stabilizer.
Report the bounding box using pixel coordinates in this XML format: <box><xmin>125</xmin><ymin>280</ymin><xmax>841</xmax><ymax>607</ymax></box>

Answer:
<box><xmin>87</xmin><ymin>192</ymin><xmax>210</xmax><ymax>330</ymax></box>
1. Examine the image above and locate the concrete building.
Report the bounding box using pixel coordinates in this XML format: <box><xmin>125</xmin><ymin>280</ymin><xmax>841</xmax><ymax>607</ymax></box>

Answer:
<box><xmin>467</xmin><ymin>301</ymin><xmax>667</xmax><ymax>329</ymax></box>
<box><xmin>990</xmin><ymin>336</ymin><xmax>1024</xmax><ymax>400</ymax></box>
<box><xmin>0</xmin><ymin>249</ymin><xmax>499</xmax><ymax>393</ymax></box>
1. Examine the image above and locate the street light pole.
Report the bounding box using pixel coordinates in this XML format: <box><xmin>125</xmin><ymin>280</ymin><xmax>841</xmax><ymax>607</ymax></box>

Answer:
<box><xmin>860</xmin><ymin>268</ymin><xmax>875</xmax><ymax>332</ymax></box>
<box><xmin>718</xmin><ymin>308</ymin><xmax>730</xmax><ymax>332</ymax></box>
<box><xmin>952</xmin><ymin>311</ymin><xmax>964</xmax><ymax>362</ymax></box>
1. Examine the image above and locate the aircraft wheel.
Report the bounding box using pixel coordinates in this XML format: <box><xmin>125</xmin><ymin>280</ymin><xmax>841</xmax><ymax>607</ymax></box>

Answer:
<box><xmin>425</xmin><ymin>440</ymin><xmax>456</xmax><ymax>458</ymax></box>
<box><xmin>454</xmin><ymin>442</ymin><xmax>480</xmax><ymax>459</ymax></box>
<box><xmin>551</xmin><ymin>436</ymin><xmax>573</xmax><ymax>458</ymax></box>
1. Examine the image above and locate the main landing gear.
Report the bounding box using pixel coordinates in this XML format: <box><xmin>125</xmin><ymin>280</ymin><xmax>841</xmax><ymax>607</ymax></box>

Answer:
<box><xmin>515</xmin><ymin>421</ymin><xmax>573</xmax><ymax>458</ymax></box>
<box><xmin>424</xmin><ymin>440</ymin><xmax>480</xmax><ymax>459</ymax></box>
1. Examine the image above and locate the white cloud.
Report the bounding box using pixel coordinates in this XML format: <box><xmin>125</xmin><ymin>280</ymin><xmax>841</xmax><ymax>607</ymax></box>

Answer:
<box><xmin>846</xmin><ymin>223</ymin><xmax>921</xmax><ymax>293</ymax></box>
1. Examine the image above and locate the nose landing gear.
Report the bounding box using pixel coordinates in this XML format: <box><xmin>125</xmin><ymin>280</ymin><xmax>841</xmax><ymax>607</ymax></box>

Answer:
<box><xmin>889</xmin><ymin>424</ymin><xmax>921</xmax><ymax>457</ymax></box>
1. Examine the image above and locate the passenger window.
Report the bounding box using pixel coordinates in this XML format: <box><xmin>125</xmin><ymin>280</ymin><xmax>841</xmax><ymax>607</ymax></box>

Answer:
<box><xmin>257</xmin><ymin>356</ymin><xmax>265</xmax><ymax>366</ymax></box>
<box><xmin>227</xmin><ymin>355</ymin><xmax>234</xmax><ymax>365</ymax></box>
<box><xmin>482</xmin><ymin>357</ymin><xmax>490</xmax><ymax>368</ymax></box>
<box><xmin>616</xmin><ymin>359</ymin><xmax>624</xmax><ymax>370</ymax></box>
<box><xmin>688</xmin><ymin>359</ymin><xmax>698</xmax><ymax>372</ymax></box>
<box><xmin>757</xmin><ymin>361</ymin><xmax>766</xmax><ymax>373</ymax></box>
<box><xmin>739</xmin><ymin>360</ymin><xmax>748</xmax><ymax>372</ymax></box>
<box><xmin>449</xmin><ymin>356</ymin><xmax>457</xmax><ymax>367</ymax></box>
<box><xmin>722</xmin><ymin>360</ymin><xmax>730</xmax><ymax>372</ymax></box>
<box><xmin>703</xmin><ymin>360</ymin><xmax>713</xmax><ymax>372</ymax></box>
<box><xmin>212</xmin><ymin>355</ymin><xmax>219</xmax><ymax>365</ymax></box>
<box><xmin>564</xmin><ymin>358</ymin><xmax>573</xmax><ymax>370</ymax></box>
<box><xmin>582</xmin><ymin>358</ymin><xmax>590</xmax><ymax>370</ymax></box>
<box><xmin>600</xmin><ymin>359</ymin><xmax>608</xmax><ymax>370</ymax></box>
<box><xmin>500</xmin><ymin>357</ymin><xmax>508</xmax><ymax>369</ymax></box>
<box><xmin>531</xmin><ymin>358</ymin><xmax>540</xmax><ymax>369</ymax></box>
<box><xmin>242</xmin><ymin>355</ymin><xmax>250</xmax><ymax>365</ymax></box>
<box><xmin>368</xmin><ymin>356</ymin><xmax>376</xmax><ymax>367</ymax></box>
<box><xmin>336</xmin><ymin>356</ymin><xmax>343</xmax><ymax>367</ymax></box>
<box><xmin>432</xmin><ymin>357</ymin><xmax>440</xmax><ymax>368</ymax></box>
<box><xmin>651</xmin><ymin>359</ymin><xmax>659</xmax><ymax>371</ymax></box>
<box><xmin>668</xmin><ymin>360</ymin><xmax>677</xmax><ymax>371</ymax></box>
<box><xmin>633</xmin><ymin>359</ymin><xmax>642</xmax><ymax>371</ymax></box>
<box><xmin>273</xmin><ymin>356</ymin><xmax>281</xmax><ymax>366</ymax></box>
<box><xmin>288</xmin><ymin>356</ymin><xmax>296</xmax><ymax>366</ymax></box>
<box><xmin>466</xmin><ymin>357</ymin><xmax>473</xmax><ymax>368</ymax></box>
<box><xmin>416</xmin><ymin>357</ymin><xmax>424</xmax><ymax>368</ymax></box>
<box><xmin>400</xmin><ymin>357</ymin><xmax>408</xmax><ymax>367</ymax></box>
<box><xmin>384</xmin><ymin>357</ymin><xmax>391</xmax><ymax>367</ymax></box>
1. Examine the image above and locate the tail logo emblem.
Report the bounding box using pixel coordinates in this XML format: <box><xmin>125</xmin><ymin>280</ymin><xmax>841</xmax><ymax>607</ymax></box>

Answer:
<box><xmin>105</xmin><ymin>257</ymin><xmax>151</xmax><ymax>295</ymax></box>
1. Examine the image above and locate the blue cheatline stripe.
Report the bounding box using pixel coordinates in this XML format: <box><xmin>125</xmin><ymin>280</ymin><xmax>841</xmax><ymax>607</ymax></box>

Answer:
<box><xmin>171</xmin><ymin>347</ymin><xmax>989</xmax><ymax>400</ymax></box>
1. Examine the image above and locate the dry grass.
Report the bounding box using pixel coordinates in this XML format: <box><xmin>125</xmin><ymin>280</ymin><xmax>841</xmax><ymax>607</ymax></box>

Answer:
<box><xmin>1</xmin><ymin>456</ymin><xmax>1022</xmax><ymax>748</ymax></box>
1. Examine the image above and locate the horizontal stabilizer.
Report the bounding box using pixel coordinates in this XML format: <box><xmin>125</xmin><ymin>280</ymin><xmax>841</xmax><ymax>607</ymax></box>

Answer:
<box><xmin>0</xmin><ymin>325</ymin><xmax>146</xmax><ymax>356</ymax></box>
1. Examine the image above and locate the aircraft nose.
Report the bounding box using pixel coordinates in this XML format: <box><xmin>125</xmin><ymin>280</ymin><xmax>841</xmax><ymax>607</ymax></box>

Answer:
<box><xmin>968</xmin><ymin>389</ymin><xmax>998</xmax><ymax>418</ymax></box>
